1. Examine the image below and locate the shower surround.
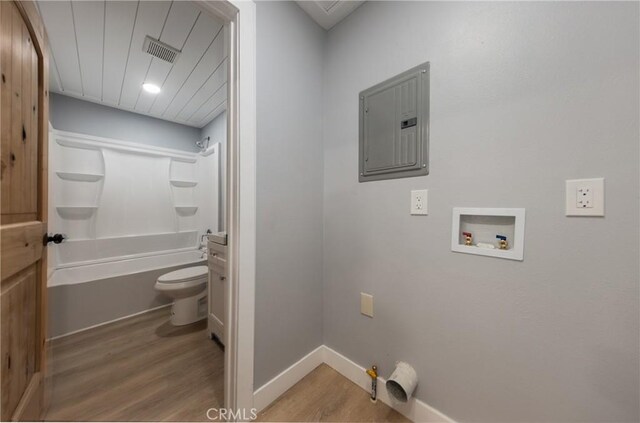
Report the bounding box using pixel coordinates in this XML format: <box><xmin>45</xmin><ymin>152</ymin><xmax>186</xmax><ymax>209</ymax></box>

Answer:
<box><xmin>47</xmin><ymin>127</ymin><xmax>220</xmax><ymax>338</ymax></box>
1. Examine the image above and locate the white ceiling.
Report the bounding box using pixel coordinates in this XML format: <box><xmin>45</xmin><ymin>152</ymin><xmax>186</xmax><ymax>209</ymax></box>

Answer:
<box><xmin>296</xmin><ymin>0</ymin><xmax>365</xmax><ymax>30</ymax></box>
<box><xmin>37</xmin><ymin>1</ymin><xmax>227</xmax><ymax>128</ymax></box>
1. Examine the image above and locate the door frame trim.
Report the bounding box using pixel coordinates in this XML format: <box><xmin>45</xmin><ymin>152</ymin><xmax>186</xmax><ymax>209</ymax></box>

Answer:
<box><xmin>195</xmin><ymin>0</ymin><xmax>257</xmax><ymax>414</ymax></box>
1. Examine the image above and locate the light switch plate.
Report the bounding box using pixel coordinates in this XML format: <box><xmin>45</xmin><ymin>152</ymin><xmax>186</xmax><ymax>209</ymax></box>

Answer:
<box><xmin>360</xmin><ymin>293</ymin><xmax>373</xmax><ymax>318</ymax></box>
<box><xmin>411</xmin><ymin>189</ymin><xmax>428</xmax><ymax>215</ymax></box>
<box><xmin>566</xmin><ymin>178</ymin><xmax>604</xmax><ymax>216</ymax></box>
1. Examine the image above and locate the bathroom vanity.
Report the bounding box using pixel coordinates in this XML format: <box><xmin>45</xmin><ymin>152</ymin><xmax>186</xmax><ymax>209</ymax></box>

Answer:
<box><xmin>208</xmin><ymin>233</ymin><xmax>227</xmax><ymax>345</ymax></box>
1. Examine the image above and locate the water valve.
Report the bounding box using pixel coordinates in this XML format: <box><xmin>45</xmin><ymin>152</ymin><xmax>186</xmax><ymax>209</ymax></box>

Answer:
<box><xmin>496</xmin><ymin>235</ymin><xmax>508</xmax><ymax>250</ymax></box>
<box><xmin>365</xmin><ymin>365</ymin><xmax>378</xmax><ymax>403</ymax></box>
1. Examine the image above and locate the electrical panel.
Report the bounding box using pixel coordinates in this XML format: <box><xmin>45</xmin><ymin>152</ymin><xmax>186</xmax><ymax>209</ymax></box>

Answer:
<box><xmin>359</xmin><ymin>62</ymin><xmax>430</xmax><ymax>182</ymax></box>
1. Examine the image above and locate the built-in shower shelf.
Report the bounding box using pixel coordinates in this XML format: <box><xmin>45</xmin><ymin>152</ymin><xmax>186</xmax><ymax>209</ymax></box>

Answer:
<box><xmin>56</xmin><ymin>206</ymin><xmax>98</xmax><ymax>219</ymax></box>
<box><xmin>56</xmin><ymin>172</ymin><xmax>104</xmax><ymax>182</ymax></box>
<box><xmin>175</xmin><ymin>206</ymin><xmax>199</xmax><ymax>216</ymax></box>
<box><xmin>170</xmin><ymin>179</ymin><xmax>198</xmax><ymax>188</ymax></box>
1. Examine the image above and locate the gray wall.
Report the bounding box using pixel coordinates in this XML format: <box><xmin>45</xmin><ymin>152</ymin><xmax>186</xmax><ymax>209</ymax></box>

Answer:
<box><xmin>254</xmin><ymin>1</ymin><xmax>326</xmax><ymax>388</ymax></box>
<box><xmin>322</xmin><ymin>2</ymin><xmax>639</xmax><ymax>422</ymax></box>
<box><xmin>50</xmin><ymin>93</ymin><xmax>200</xmax><ymax>152</ymax></box>
<box><xmin>200</xmin><ymin>111</ymin><xmax>227</xmax><ymax>230</ymax></box>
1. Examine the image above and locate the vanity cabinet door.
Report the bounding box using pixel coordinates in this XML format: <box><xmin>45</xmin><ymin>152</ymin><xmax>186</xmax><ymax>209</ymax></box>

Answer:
<box><xmin>208</xmin><ymin>267</ymin><xmax>226</xmax><ymax>344</ymax></box>
<box><xmin>207</xmin><ymin>239</ymin><xmax>227</xmax><ymax>344</ymax></box>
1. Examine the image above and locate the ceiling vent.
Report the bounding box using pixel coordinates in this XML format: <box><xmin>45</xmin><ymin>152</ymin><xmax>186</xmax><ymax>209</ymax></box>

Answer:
<box><xmin>142</xmin><ymin>36</ymin><xmax>180</xmax><ymax>64</ymax></box>
<box><xmin>318</xmin><ymin>1</ymin><xmax>340</xmax><ymax>13</ymax></box>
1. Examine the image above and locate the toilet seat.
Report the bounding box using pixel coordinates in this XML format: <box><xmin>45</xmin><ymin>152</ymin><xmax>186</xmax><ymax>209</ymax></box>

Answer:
<box><xmin>157</xmin><ymin>266</ymin><xmax>208</xmax><ymax>283</ymax></box>
<box><xmin>154</xmin><ymin>266</ymin><xmax>208</xmax><ymax>294</ymax></box>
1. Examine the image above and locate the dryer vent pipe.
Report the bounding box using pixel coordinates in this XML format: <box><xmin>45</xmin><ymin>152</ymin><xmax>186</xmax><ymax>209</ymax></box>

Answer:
<box><xmin>385</xmin><ymin>362</ymin><xmax>418</xmax><ymax>403</ymax></box>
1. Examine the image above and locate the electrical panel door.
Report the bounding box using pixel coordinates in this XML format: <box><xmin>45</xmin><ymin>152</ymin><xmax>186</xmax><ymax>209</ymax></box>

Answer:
<box><xmin>359</xmin><ymin>62</ymin><xmax>430</xmax><ymax>182</ymax></box>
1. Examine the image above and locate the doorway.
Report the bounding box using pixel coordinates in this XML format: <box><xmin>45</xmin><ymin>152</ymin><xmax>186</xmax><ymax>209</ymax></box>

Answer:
<box><xmin>3</xmin><ymin>2</ymin><xmax>255</xmax><ymax>420</ymax></box>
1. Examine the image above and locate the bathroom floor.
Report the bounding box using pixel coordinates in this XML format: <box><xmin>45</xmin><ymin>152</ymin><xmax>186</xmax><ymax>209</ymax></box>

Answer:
<box><xmin>259</xmin><ymin>364</ymin><xmax>409</xmax><ymax>422</ymax></box>
<box><xmin>45</xmin><ymin>307</ymin><xmax>223</xmax><ymax>422</ymax></box>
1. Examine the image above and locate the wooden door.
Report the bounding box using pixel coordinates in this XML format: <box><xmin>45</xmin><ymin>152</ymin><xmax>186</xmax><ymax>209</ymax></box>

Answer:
<box><xmin>0</xmin><ymin>1</ymin><xmax>49</xmax><ymax>421</ymax></box>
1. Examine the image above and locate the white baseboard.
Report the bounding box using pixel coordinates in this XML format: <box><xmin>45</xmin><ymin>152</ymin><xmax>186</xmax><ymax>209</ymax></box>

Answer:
<box><xmin>321</xmin><ymin>346</ymin><xmax>455</xmax><ymax>423</ymax></box>
<box><xmin>252</xmin><ymin>344</ymin><xmax>455</xmax><ymax>423</ymax></box>
<box><xmin>253</xmin><ymin>345</ymin><xmax>324</xmax><ymax>412</ymax></box>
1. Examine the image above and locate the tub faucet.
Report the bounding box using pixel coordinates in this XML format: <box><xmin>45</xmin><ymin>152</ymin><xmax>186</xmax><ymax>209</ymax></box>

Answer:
<box><xmin>200</xmin><ymin>229</ymin><xmax>212</xmax><ymax>246</ymax></box>
<box><xmin>199</xmin><ymin>230</ymin><xmax>212</xmax><ymax>259</ymax></box>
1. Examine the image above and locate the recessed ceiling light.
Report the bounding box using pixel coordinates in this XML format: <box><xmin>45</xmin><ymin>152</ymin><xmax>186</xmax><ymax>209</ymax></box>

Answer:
<box><xmin>142</xmin><ymin>83</ymin><xmax>161</xmax><ymax>94</ymax></box>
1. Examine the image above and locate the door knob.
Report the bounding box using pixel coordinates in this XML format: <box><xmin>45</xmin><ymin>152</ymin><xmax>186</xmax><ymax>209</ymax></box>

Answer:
<box><xmin>44</xmin><ymin>233</ymin><xmax>66</xmax><ymax>245</ymax></box>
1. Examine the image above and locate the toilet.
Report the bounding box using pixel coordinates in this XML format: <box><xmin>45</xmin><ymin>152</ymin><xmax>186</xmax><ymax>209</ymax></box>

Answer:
<box><xmin>155</xmin><ymin>266</ymin><xmax>208</xmax><ymax>326</ymax></box>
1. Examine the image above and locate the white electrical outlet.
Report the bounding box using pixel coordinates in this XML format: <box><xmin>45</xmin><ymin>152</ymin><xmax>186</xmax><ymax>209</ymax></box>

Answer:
<box><xmin>576</xmin><ymin>186</ymin><xmax>593</xmax><ymax>208</ymax></box>
<box><xmin>360</xmin><ymin>293</ymin><xmax>373</xmax><ymax>318</ymax></box>
<box><xmin>566</xmin><ymin>178</ymin><xmax>604</xmax><ymax>216</ymax></box>
<box><xmin>411</xmin><ymin>189</ymin><xmax>428</xmax><ymax>215</ymax></box>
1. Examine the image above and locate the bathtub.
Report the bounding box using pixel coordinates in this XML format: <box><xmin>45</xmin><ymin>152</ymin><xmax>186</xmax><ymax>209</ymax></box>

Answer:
<box><xmin>49</xmin><ymin>246</ymin><xmax>205</xmax><ymax>286</ymax></box>
<box><xmin>46</xmin><ymin>130</ymin><xmax>219</xmax><ymax>339</ymax></box>
<box><xmin>48</xmin><ymin>248</ymin><xmax>205</xmax><ymax>339</ymax></box>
